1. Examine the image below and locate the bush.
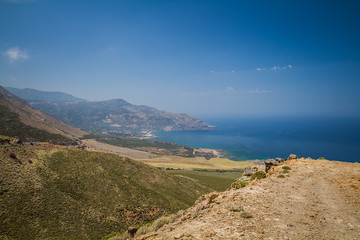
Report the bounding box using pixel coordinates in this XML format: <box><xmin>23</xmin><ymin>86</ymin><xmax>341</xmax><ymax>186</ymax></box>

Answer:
<box><xmin>250</xmin><ymin>171</ymin><xmax>266</xmax><ymax>180</ymax></box>
<box><xmin>277</xmin><ymin>174</ymin><xmax>285</xmax><ymax>178</ymax></box>
<box><xmin>282</xmin><ymin>170</ymin><xmax>289</xmax><ymax>174</ymax></box>
<box><xmin>240</xmin><ymin>211</ymin><xmax>253</xmax><ymax>218</ymax></box>
<box><xmin>226</xmin><ymin>202</ymin><xmax>243</xmax><ymax>212</ymax></box>
<box><xmin>318</xmin><ymin>157</ymin><xmax>325</xmax><ymax>160</ymax></box>
<box><xmin>135</xmin><ymin>214</ymin><xmax>176</xmax><ymax>237</ymax></box>
<box><xmin>231</xmin><ymin>180</ymin><xmax>249</xmax><ymax>189</ymax></box>
<box><xmin>9</xmin><ymin>152</ymin><xmax>17</xmax><ymax>159</ymax></box>
<box><xmin>282</xmin><ymin>166</ymin><xmax>291</xmax><ymax>171</ymax></box>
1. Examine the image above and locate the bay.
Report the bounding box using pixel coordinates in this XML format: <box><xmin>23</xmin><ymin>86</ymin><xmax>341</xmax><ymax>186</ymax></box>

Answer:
<box><xmin>150</xmin><ymin>116</ymin><xmax>360</xmax><ymax>163</ymax></box>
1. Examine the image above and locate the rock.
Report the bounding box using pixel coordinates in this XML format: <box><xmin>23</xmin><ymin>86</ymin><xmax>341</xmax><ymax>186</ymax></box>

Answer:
<box><xmin>174</xmin><ymin>233</ymin><xmax>184</xmax><ymax>239</ymax></box>
<box><xmin>128</xmin><ymin>226</ymin><xmax>138</xmax><ymax>237</ymax></box>
<box><xmin>287</xmin><ymin>154</ymin><xmax>298</xmax><ymax>160</ymax></box>
<box><xmin>237</xmin><ymin>176</ymin><xmax>251</xmax><ymax>181</ymax></box>
<box><xmin>265</xmin><ymin>158</ymin><xmax>283</xmax><ymax>172</ymax></box>
<box><xmin>275</xmin><ymin>158</ymin><xmax>284</xmax><ymax>162</ymax></box>
<box><xmin>204</xmin><ymin>231</ymin><xmax>216</xmax><ymax>237</ymax></box>
<box><xmin>243</xmin><ymin>167</ymin><xmax>258</xmax><ymax>176</ymax></box>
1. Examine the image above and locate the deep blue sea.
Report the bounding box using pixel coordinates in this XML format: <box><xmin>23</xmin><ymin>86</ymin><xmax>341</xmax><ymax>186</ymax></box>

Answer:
<box><xmin>150</xmin><ymin>116</ymin><xmax>360</xmax><ymax>163</ymax></box>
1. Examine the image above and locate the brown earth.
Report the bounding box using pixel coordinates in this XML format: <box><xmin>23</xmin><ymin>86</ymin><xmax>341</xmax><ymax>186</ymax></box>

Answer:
<box><xmin>136</xmin><ymin>158</ymin><xmax>360</xmax><ymax>240</ymax></box>
<box><xmin>0</xmin><ymin>86</ymin><xmax>86</xmax><ymax>139</ymax></box>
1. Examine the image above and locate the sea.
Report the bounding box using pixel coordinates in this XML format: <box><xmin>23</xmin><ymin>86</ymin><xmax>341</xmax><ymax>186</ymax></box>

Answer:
<box><xmin>150</xmin><ymin>116</ymin><xmax>360</xmax><ymax>163</ymax></box>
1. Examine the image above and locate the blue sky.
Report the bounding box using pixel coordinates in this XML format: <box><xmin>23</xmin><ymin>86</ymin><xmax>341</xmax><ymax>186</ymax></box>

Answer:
<box><xmin>1</xmin><ymin>0</ymin><xmax>359</xmax><ymax>117</ymax></box>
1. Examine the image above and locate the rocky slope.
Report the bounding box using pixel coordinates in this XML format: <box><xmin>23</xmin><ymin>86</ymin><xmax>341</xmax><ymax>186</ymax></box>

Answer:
<box><xmin>6</xmin><ymin>87</ymin><xmax>214</xmax><ymax>135</ymax></box>
<box><xmin>132</xmin><ymin>158</ymin><xmax>360</xmax><ymax>240</ymax></box>
<box><xmin>0</xmin><ymin>86</ymin><xmax>86</xmax><ymax>143</ymax></box>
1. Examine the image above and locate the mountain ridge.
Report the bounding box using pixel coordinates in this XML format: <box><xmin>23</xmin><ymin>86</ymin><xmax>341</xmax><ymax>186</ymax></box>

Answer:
<box><xmin>0</xmin><ymin>86</ymin><xmax>86</xmax><ymax>143</ymax></box>
<box><xmin>6</xmin><ymin>87</ymin><xmax>214</xmax><ymax>135</ymax></box>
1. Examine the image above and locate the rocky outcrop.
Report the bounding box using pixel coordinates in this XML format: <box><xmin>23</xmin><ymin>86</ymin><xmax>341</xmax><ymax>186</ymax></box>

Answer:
<box><xmin>287</xmin><ymin>154</ymin><xmax>298</xmax><ymax>160</ymax></box>
<box><xmin>243</xmin><ymin>166</ymin><xmax>258</xmax><ymax>176</ymax></box>
<box><xmin>264</xmin><ymin>158</ymin><xmax>283</xmax><ymax>172</ymax></box>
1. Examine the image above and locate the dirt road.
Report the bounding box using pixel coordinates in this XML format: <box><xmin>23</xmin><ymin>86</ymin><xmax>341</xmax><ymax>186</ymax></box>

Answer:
<box><xmin>137</xmin><ymin>158</ymin><xmax>360</xmax><ymax>240</ymax></box>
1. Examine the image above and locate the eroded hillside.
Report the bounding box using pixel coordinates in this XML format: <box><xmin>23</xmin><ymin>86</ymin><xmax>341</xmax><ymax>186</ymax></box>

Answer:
<box><xmin>132</xmin><ymin>158</ymin><xmax>360</xmax><ymax>240</ymax></box>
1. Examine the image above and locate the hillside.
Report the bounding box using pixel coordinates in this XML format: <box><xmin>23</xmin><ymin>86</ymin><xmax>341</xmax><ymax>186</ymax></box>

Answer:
<box><xmin>131</xmin><ymin>158</ymin><xmax>360</xmax><ymax>240</ymax></box>
<box><xmin>0</xmin><ymin>143</ymin><xmax>211</xmax><ymax>240</ymax></box>
<box><xmin>6</xmin><ymin>87</ymin><xmax>214</xmax><ymax>135</ymax></box>
<box><xmin>0</xmin><ymin>86</ymin><xmax>86</xmax><ymax>144</ymax></box>
<box><xmin>5</xmin><ymin>87</ymin><xmax>86</xmax><ymax>103</ymax></box>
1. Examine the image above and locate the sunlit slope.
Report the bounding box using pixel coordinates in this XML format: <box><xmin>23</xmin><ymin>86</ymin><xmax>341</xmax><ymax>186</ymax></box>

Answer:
<box><xmin>0</xmin><ymin>145</ymin><xmax>209</xmax><ymax>239</ymax></box>
<box><xmin>0</xmin><ymin>86</ymin><xmax>86</xmax><ymax>142</ymax></box>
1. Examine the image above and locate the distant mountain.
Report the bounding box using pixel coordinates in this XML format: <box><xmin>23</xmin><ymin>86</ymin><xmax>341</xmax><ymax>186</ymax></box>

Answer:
<box><xmin>7</xmin><ymin>87</ymin><xmax>214</xmax><ymax>135</ymax></box>
<box><xmin>6</xmin><ymin>87</ymin><xmax>86</xmax><ymax>103</ymax></box>
<box><xmin>0</xmin><ymin>86</ymin><xmax>86</xmax><ymax>144</ymax></box>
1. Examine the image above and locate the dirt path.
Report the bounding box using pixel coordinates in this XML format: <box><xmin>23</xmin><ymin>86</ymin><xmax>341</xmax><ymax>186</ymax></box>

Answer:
<box><xmin>137</xmin><ymin>158</ymin><xmax>360</xmax><ymax>240</ymax></box>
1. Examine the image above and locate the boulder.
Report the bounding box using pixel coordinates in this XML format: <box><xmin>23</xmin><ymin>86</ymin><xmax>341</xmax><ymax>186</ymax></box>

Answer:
<box><xmin>243</xmin><ymin>167</ymin><xmax>258</xmax><ymax>176</ymax></box>
<box><xmin>264</xmin><ymin>158</ymin><xmax>283</xmax><ymax>172</ymax></box>
<box><xmin>287</xmin><ymin>154</ymin><xmax>298</xmax><ymax>160</ymax></box>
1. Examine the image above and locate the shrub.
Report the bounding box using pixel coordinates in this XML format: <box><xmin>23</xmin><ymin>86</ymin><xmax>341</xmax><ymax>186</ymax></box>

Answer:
<box><xmin>277</xmin><ymin>174</ymin><xmax>285</xmax><ymax>178</ymax></box>
<box><xmin>226</xmin><ymin>202</ymin><xmax>243</xmax><ymax>212</ymax></box>
<box><xmin>318</xmin><ymin>157</ymin><xmax>325</xmax><ymax>160</ymax></box>
<box><xmin>282</xmin><ymin>166</ymin><xmax>291</xmax><ymax>170</ymax></box>
<box><xmin>282</xmin><ymin>170</ymin><xmax>289</xmax><ymax>174</ymax></box>
<box><xmin>9</xmin><ymin>152</ymin><xmax>17</xmax><ymax>159</ymax></box>
<box><xmin>250</xmin><ymin>171</ymin><xmax>266</xmax><ymax>180</ymax></box>
<box><xmin>240</xmin><ymin>211</ymin><xmax>253</xmax><ymax>218</ymax></box>
<box><xmin>135</xmin><ymin>214</ymin><xmax>176</xmax><ymax>237</ymax></box>
<box><xmin>231</xmin><ymin>180</ymin><xmax>249</xmax><ymax>189</ymax></box>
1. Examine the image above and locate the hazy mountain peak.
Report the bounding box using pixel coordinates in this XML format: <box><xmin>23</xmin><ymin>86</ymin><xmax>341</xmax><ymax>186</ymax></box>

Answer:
<box><xmin>7</xmin><ymin>87</ymin><xmax>214</xmax><ymax>135</ymax></box>
<box><xmin>6</xmin><ymin>87</ymin><xmax>86</xmax><ymax>103</ymax></box>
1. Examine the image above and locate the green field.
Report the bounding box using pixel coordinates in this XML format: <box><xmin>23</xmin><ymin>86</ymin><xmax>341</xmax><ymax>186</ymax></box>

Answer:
<box><xmin>165</xmin><ymin>169</ymin><xmax>244</xmax><ymax>192</ymax></box>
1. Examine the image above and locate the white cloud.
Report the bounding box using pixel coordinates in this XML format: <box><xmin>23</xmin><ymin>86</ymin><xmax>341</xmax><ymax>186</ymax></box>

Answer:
<box><xmin>256</xmin><ymin>67</ymin><xmax>266</xmax><ymax>71</ymax></box>
<box><xmin>246</xmin><ymin>89</ymin><xmax>272</xmax><ymax>94</ymax></box>
<box><xmin>256</xmin><ymin>64</ymin><xmax>293</xmax><ymax>72</ymax></box>
<box><xmin>227</xmin><ymin>86</ymin><xmax>234</xmax><ymax>91</ymax></box>
<box><xmin>11</xmin><ymin>77</ymin><xmax>17</xmax><ymax>81</ymax></box>
<box><xmin>210</xmin><ymin>70</ymin><xmax>215</xmax><ymax>73</ymax></box>
<box><xmin>3</xmin><ymin>47</ymin><xmax>29</xmax><ymax>62</ymax></box>
<box><xmin>231</xmin><ymin>70</ymin><xmax>236</xmax><ymax>73</ymax></box>
<box><xmin>270</xmin><ymin>66</ymin><xmax>281</xmax><ymax>71</ymax></box>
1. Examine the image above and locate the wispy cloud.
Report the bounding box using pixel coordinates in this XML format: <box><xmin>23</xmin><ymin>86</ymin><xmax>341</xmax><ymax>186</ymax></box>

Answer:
<box><xmin>270</xmin><ymin>66</ymin><xmax>281</xmax><ymax>71</ymax></box>
<box><xmin>246</xmin><ymin>89</ymin><xmax>272</xmax><ymax>94</ymax></box>
<box><xmin>210</xmin><ymin>70</ymin><xmax>237</xmax><ymax>74</ymax></box>
<box><xmin>227</xmin><ymin>86</ymin><xmax>234</xmax><ymax>91</ymax></box>
<box><xmin>256</xmin><ymin>65</ymin><xmax>293</xmax><ymax>72</ymax></box>
<box><xmin>3</xmin><ymin>47</ymin><xmax>29</xmax><ymax>62</ymax></box>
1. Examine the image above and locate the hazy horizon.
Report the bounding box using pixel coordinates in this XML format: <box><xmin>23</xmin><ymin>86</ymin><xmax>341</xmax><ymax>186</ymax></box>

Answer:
<box><xmin>1</xmin><ymin>0</ymin><xmax>359</xmax><ymax>117</ymax></box>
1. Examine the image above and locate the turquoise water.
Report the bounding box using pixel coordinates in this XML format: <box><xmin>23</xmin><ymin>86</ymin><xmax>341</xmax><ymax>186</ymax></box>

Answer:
<box><xmin>150</xmin><ymin>116</ymin><xmax>360</xmax><ymax>163</ymax></box>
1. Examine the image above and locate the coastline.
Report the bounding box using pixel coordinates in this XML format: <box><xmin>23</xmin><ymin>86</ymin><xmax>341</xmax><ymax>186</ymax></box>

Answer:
<box><xmin>144</xmin><ymin>130</ymin><xmax>229</xmax><ymax>160</ymax></box>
